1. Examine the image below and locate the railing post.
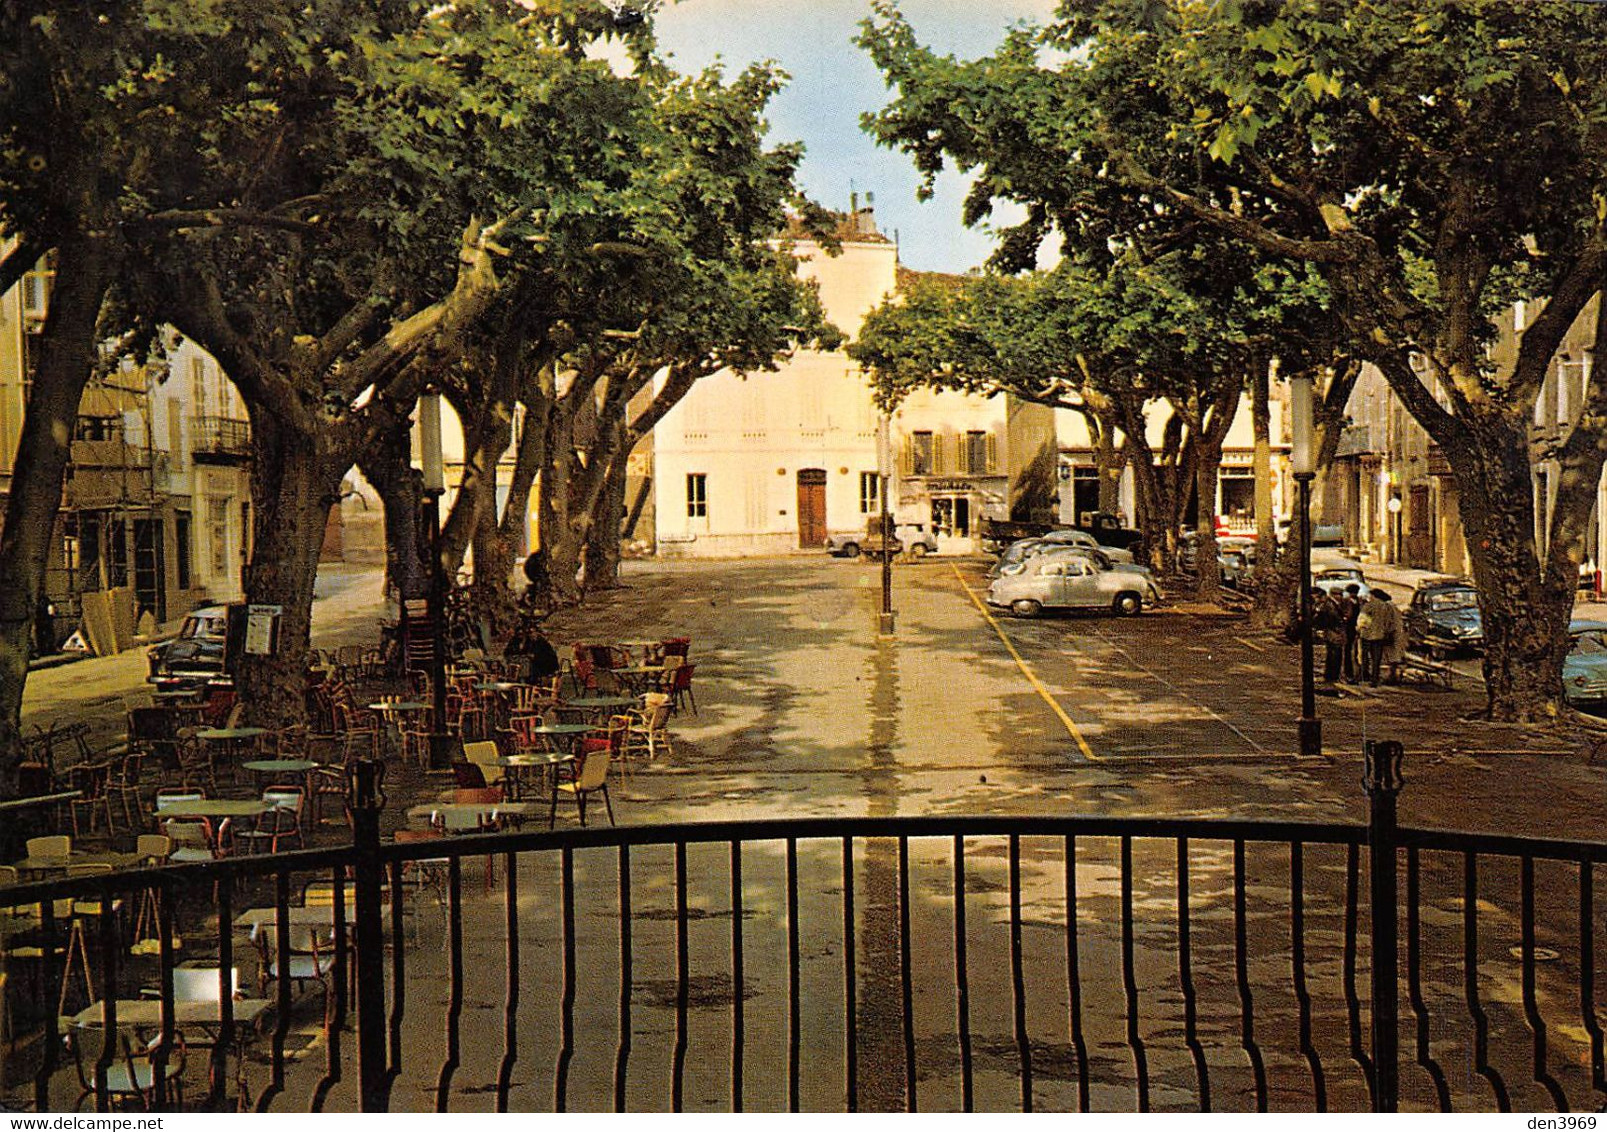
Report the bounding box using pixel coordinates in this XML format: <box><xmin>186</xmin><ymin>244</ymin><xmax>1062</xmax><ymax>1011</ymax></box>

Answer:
<box><xmin>350</xmin><ymin>758</ymin><xmax>390</xmax><ymax>1111</ymax></box>
<box><xmin>1364</xmin><ymin>739</ymin><xmax>1404</xmax><ymax>1112</ymax></box>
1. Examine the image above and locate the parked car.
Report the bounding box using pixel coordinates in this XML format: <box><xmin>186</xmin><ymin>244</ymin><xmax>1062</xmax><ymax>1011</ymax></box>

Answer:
<box><xmin>147</xmin><ymin>604</ymin><xmax>237</xmax><ymax>691</ymax></box>
<box><xmin>1037</xmin><ymin>528</ymin><xmax>1135</xmax><ymax>563</ymax></box>
<box><xmin>1217</xmin><ymin>536</ymin><xmax>1258</xmax><ymax>590</ymax></box>
<box><xmin>825</xmin><ymin>519</ymin><xmax>938</xmax><ymax>559</ymax></box>
<box><xmin>985</xmin><ymin>547</ymin><xmax>1161</xmax><ymax>618</ymax></box>
<box><xmin>1276</xmin><ymin>519</ymin><xmax>1345</xmax><ymax>547</ymax></box>
<box><xmin>1403</xmin><ymin>579</ymin><xmax>1484</xmax><ymax>657</ymax></box>
<box><xmin>1565</xmin><ymin>620</ymin><xmax>1607</xmax><ymax>711</ymax></box>
<box><xmin>988</xmin><ymin>537</ymin><xmax>1051</xmax><ymax>578</ymax></box>
<box><xmin>1308</xmin><ymin>552</ymin><xmax>1370</xmax><ymax>600</ymax></box>
<box><xmin>1313</xmin><ymin>567</ymin><xmax>1371</xmax><ymax>600</ymax></box>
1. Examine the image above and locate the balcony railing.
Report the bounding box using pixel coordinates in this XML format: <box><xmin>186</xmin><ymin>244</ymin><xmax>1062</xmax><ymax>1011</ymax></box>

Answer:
<box><xmin>192</xmin><ymin>416</ymin><xmax>251</xmax><ymax>459</ymax></box>
<box><xmin>4</xmin><ymin>743</ymin><xmax>1605</xmax><ymax>1113</ymax></box>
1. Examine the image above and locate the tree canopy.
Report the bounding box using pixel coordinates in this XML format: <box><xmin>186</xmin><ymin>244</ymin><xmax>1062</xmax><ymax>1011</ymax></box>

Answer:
<box><xmin>860</xmin><ymin>0</ymin><xmax>1607</xmax><ymax>718</ymax></box>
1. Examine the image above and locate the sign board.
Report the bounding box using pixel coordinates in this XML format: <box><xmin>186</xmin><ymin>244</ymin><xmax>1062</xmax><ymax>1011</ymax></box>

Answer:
<box><xmin>244</xmin><ymin>604</ymin><xmax>282</xmax><ymax>656</ymax></box>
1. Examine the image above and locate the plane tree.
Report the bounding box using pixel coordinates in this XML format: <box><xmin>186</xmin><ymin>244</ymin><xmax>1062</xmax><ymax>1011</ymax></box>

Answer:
<box><xmin>427</xmin><ymin>61</ymin><xmax>837</xmax><ymax>619</ymax></box>
<box><xmin>0</xmin><ymin>1</ymin><xmax>412</xmax><ymax>789</ymax></box>
<box><xmin>860</xmin><ymin>0</ymin><xmax>1607</xmax><ymax>721</ymax></box>
<box><xmin>144</xmin><ymin>2</ymin><xmax>653</xmax><ymax>726</ymax></box>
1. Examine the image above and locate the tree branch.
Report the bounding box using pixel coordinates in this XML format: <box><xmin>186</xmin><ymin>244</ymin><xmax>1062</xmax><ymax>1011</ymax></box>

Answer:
<box><xmin>169</xmin><ymin>266</ymin><xmax>312</xmax><ymax>434</ymax></box>
<box><xmin>137</xmin><ymin>208</ymin><xmax>323</xmax><ymax>234</ymax></box>
<box><xmin>0</xmin><ymin>236</ymin><xmax>46</xmax><ymax>300</ymax></box>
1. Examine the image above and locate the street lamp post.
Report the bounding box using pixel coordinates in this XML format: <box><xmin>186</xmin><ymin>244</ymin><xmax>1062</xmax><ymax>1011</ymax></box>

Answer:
<box><xmin>418</xmin><ymin>391</ymin><xmax>455</xmax><ymax>770</ymax></box>
<box><xmin>877</xmin><ymin>414</ymin><xmax>895</xmax><ymax>636</ymax></box>
<box><xmin>1291</xmin><ymin>373</ymin><xmax>1322</xmax><ymax>757</ymax></box>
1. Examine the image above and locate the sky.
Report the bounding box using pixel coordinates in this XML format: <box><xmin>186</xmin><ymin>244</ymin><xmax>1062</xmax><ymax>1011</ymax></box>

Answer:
<box><xmin>647</xmin><ymin>0</ymin><xmax>1060</xmax><ymax>275</ymax></box>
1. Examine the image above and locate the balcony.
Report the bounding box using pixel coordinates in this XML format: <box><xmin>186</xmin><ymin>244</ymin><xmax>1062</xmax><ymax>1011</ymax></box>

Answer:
<box><xmin>192</xmin><ymin>415</ymin><xmax>252</xmax><ymax>464</ymax></box>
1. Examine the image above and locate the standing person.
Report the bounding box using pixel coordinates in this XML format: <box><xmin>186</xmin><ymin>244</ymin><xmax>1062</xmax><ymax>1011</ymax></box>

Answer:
<box><xmin>1342</xmin><ymin>583</ymin><xmax>1363</xmax><ymax>682</ymax></box>
<box><xmin>1379</xmin><ymin>591</ymin><xmax>1407</xmax><ymax>684</ymax></box>
<box><xmin>1316</xmin><ymin>589</ymin><xmax>1348</xmax><ymax>684</ymax></box>
<box><xmin>1357</xmin><ymin>589</ymin><xmax>1400</xmax><ymax>686</ymax></box>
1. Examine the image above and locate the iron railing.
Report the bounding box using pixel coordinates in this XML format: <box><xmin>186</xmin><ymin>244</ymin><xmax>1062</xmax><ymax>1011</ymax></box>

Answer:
<box><xmin>3</xmin><ymin>742</ymin><xmax>1606</xmax><ymax>1113</ymax></box>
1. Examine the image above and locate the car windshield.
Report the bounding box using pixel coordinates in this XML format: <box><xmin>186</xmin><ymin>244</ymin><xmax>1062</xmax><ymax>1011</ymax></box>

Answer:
<box><xmin>183</xmin><ymin>614</ymin><xmax>227</xmax><ymax>640</ymax></box>
<box><xmin>1573</xmin><ymin>630</ymin><xmax>1607</xmax><ymax>655</ymax></box>
<box><xmin>1317</xmin><ymin>569</ymin><xmax>1362</xmax><ymax>583</ymax></box>
<box><xmin>1425</xmin><ymin>589</ymin><xmax>1478</xmax><ymax>611</ymax></box>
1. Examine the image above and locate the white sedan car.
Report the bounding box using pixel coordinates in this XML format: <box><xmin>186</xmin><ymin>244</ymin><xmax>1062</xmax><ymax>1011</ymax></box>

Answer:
<box><xmin>986</xmin><ymin>548</ymin><xmax>1161</xmax><ymax>617</ymax></box>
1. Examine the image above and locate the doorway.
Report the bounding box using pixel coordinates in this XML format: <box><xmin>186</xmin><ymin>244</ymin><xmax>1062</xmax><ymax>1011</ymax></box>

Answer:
<box><xmin>796</xmin><ymin>469</ymin><xmax>827</xmax><ymax>548</ymax></box>
<box><xmin>133</xmin><ymin>517</ymin><xmax>166</xmax><ymax>624</ymax></box>
<box><xmin>930</xmin><ymin>495</ymin><xmax>972</xmax><ymax>554</ymax></box>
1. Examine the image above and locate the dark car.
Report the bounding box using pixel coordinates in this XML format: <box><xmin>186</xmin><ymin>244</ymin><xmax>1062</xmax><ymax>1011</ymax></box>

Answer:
<box><xmin>1404</xmin><ymin>580</ymin><xmax>1484</xmax><ymax>657</ymax></box>
<box><xmin>146</xmin><ymin>605</ymin><xmax>237</xmax><ymax>691</ymax></box>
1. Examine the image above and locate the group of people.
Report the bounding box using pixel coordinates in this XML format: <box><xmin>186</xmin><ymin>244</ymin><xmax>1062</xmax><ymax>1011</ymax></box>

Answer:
<box><xmin>1312</xmin><ymin>584</ymin><xmax>1405</xmax><ymax>687</ymax></box>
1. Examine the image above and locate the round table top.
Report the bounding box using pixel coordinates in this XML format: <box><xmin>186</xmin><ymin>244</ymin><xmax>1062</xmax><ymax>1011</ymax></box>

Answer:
<box><xmin>519</xmin><ymin>722</ymin><xmax>595</xmax><ymax>735</ymax></box>
<box><xmin>565</xmin><ymin>696</ymin><xmax>635</xmax><ymax>709</ymax></box>
<box><xmin>498</xmin><ymin>752</ymin><xmax>576</xmax><ymax>768</ymax></box>
<box><xmin>242</xmin><ymin>759</ymin><xmax>319</xmax><ymax>773</ymax></box>
<box><xmin>10</xmin><ymin>851</ymin><xmax>143</xmax><ymax>874</ymax></box>
<box><xmin>473</xmin><ymin>682</ymin><xmax>523</xmax><ymax>693</ymax></box>
<box><xmin>368</xmin><ymin>701</ymin><xmax>430</xmax><ymax>712</ymax></box>
<box><xmin>616</xmin><ymin>665</ymin><xmax>664</xmax><ymax>675</ymax></box>
<box><xmin>195</xmin><ymin>726</ymin><xmax>271</xmax><ymax>740</ymax></box>
<box><xmin>154</xmin><ymin>798</ymin><xmax>272</xmax><ymax>819</ymax></box>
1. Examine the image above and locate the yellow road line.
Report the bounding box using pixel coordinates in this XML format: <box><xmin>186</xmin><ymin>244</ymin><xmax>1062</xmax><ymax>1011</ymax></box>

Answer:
<box><xmin>951</xmin><ymin>564</ymin><xmax>1100</xmax><ymax>762</ymax></box>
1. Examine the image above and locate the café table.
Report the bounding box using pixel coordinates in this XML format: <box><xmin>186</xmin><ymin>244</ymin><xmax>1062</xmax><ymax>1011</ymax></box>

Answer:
<box><xmin>512</xmin><ymin>721</ymin><xmax>593</xmax><ymax>755</ymax></box>
<box><xmin>495</xmin><ymin>751</ymin><xmax>575</xmax><ymax>801</ymax></box>
<box><xmin>405</xmin><ymin>800</ymin><xmax>545</xmax><ymax>832</ymax></box>
<box><xmin>366</xmin><ymin>701</ymin><xmax>430</xmax><ymax>758</ymax></box>
<box><xmin>470</xmin><ymin>683</ymin><xmax>527</xmax><ymax>732</ymax></box>
<box><xmin>194</xmin><ymin>726</ymin><xmax>271</xmax><ymax>775</ymax></box>
<box><xmin>241</xmin><ymin>758</ymin><xmax>320</xmax><ymax>801</ymax></box>
<box><xmin>73</xmin><ymin>996</ymin><xmax>273</xmax><ymax>1031</ymax></box>
<box><xmin>152</xmin><ymin>798</ymin><xmax>272</xmax><ymax>822</ymax></box>
<box><xmin>613</xmin><ymin>665</ymin><xmax>665</xmax><ymax>694</ymax></box>
<box><xmin>10</xmin><ymin>849</ymin><xmax>142</xmax><ymax>876</ymax></box>
<box><xmin>234</xmin><ymin>901</ymin><xmax>385</xmax><ymax>931</ymax></box>
<box><xmin>562</xmin><ymin>695</ymin><xmax>635</xmax><ymax>721</ymax></box>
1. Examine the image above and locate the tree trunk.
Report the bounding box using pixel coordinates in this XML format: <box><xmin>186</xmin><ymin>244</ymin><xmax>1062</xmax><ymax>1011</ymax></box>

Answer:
<box><xmin>356</xmin><ymin>420</ymin><xmax>429</xmax><ymax>602</ymax></box>
<box><xmin>540</xmin><ymin>399</ymin><xmax>584</xmax><ymax>607</ymax></box>
<box><xmin>0</xmin><ymin>233</ymin><xmax>119</xmax><ymax>794</ymax></box>
<box><xmin>1247</xmin><ymin>359</ymin><xmax>1279</xmax><ymax>628</ymax></box>
<box><xmin>498</xmin><ymin>391</ymin><xmax>550</xmax><ymax>607</ymax></box>
<box><xmin>1091</xmin><ymin>414</ymin><xmax>1125</xmax><ymax>517</ymax></box>
<box><xmin>1452</xmin><ymin>416</ymin><xmax>1573</xmax><ymax>721</ymax></box>
<box><xmin>236</xmin><ymin>414</ymin><xmax>345</xmax><ymax>730</ymax></box>
<box><xmin>584</xmin><ymin>433</ymin><xmax>630</xmax><ymax>593</ymax></box>
<box><xmin>1192</xmin><ymin>446</ymin><xmax>1224</xmax><ymax>601</ymax></box>
<box><xmin>440</xmin><ymin>387</ymin><xmax>513</xmax><ymax>577</ymax></box>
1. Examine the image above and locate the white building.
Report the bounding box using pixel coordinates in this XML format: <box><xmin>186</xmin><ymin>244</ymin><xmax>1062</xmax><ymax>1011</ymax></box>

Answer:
<box><xmin>651</xmin><ymin>208</ymin><xmax>1058</xmax><ymax>557</ymax></box>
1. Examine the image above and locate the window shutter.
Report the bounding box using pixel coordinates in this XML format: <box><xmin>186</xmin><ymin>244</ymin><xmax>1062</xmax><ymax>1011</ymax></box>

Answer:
<box><xmin>985</xmin><ymin>431</ymin><xmax>998</xmax><ymax>473</ymax></box>
<box><xmin>900</xmin><ymin>436</ymin><xmax>913</xmax><ymax>476</ymax></box>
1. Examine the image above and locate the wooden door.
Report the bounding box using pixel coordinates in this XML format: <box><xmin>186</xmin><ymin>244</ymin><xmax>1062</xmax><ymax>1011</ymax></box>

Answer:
<box><xmin>797</xmin><ymin>469</ymin><xmax>827</xmax><ymax>548</ymax></box>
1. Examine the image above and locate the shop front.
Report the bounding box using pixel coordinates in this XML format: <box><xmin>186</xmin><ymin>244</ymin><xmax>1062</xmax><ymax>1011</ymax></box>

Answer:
<box><xmin>898</xmin><ymin>476</ymin><xmax>1008</xmax><ymax>555</ymax></box>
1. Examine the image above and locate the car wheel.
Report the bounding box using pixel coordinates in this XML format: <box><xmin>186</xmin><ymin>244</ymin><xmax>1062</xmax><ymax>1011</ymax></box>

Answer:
<box><xmin>909</xmin><ymin>542</ymin><xmax>928</xmax><ymax>559</ymax></box>
<box><xmin>1010</xmin><ymin>599</ymin><xmax>1043</xmax><ymax>618</ymax></box>
<box><xmin>1113</xmin><ymin>592</ymin><xmax>1143</xmax><ymax>617</ymax></box>
<box><xmin>841</xmin><ymin>542</ymin><xmax>860</xmax><ymax>559</ymax></box>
